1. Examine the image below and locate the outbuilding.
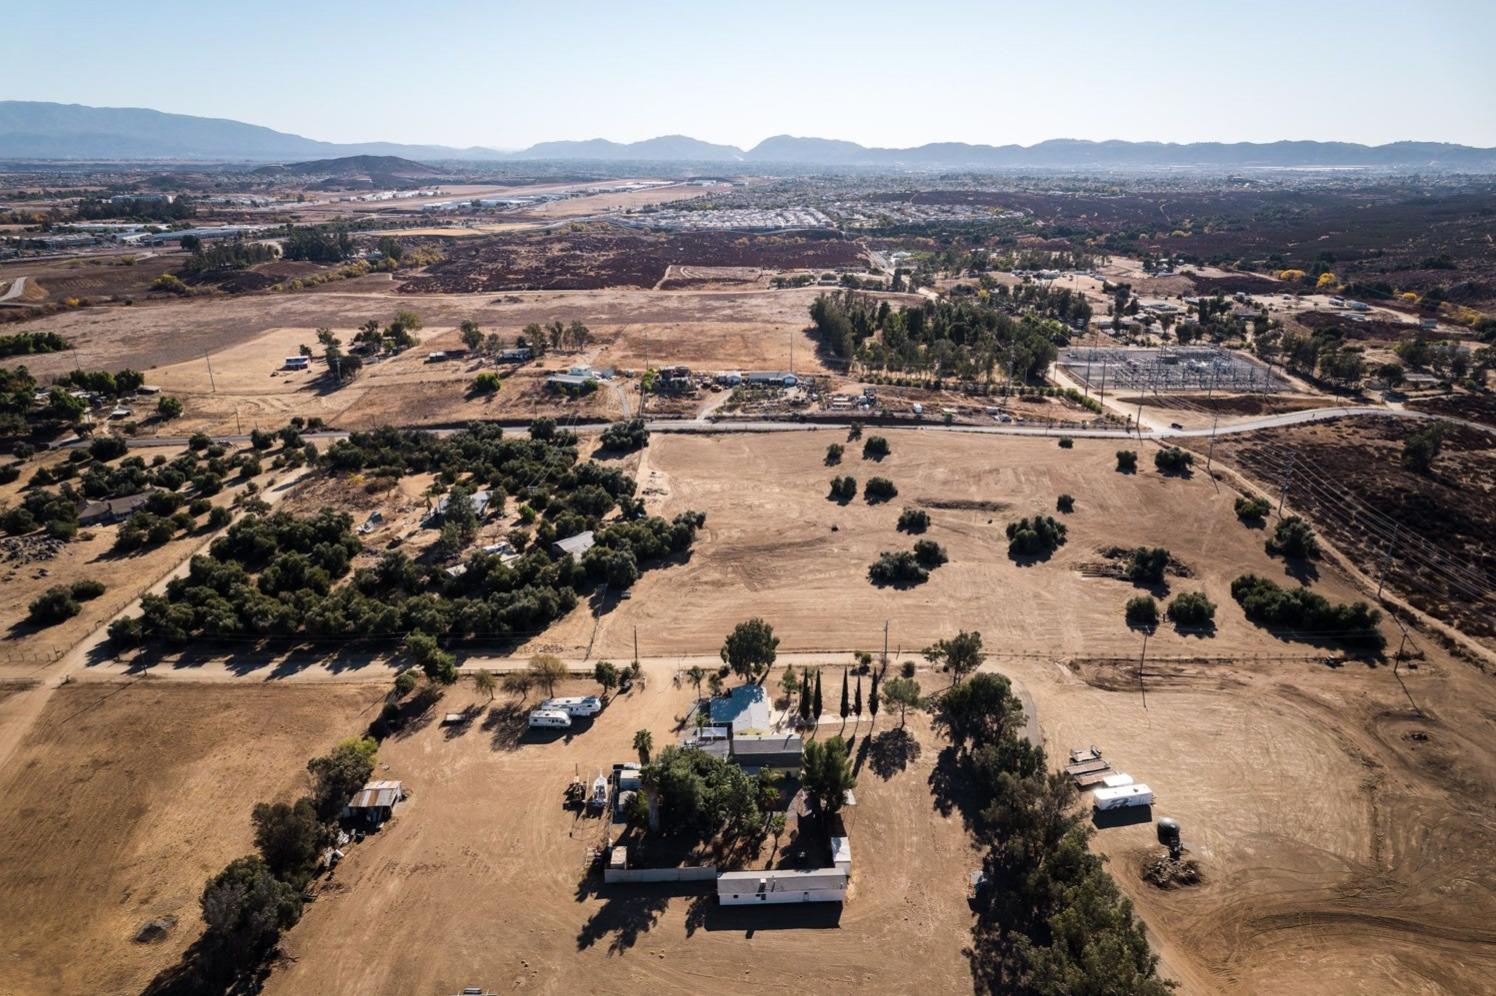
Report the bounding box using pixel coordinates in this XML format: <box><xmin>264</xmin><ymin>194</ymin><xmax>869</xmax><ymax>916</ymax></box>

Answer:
<box><xmin>345</xmin><ymin>780</ymin><xmax>404</xmax><ymax>825</ymax></box>
<box><xmin>551</xmin><ymin>531</ymin><xmax>595</xmax><ymax>559</ymax></box>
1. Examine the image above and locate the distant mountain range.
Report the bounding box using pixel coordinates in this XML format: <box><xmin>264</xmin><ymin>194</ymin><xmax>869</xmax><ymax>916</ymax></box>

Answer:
<box><xmin>4</xmin><ymin>101</ymin><xmax>1495</xmax><ymax>170</ymax></box>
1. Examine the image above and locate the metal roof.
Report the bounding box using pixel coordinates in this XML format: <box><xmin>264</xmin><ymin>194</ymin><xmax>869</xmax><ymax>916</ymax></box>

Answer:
<box><xmin>552</xmin><ymin>531</ymin><xmax>595</xmax><ymax>557</ymax></box>
<box><xmin>348</xmin><ymin>780</ymin><xmax>402</xmax><ymax>810</ymax></box>
<box><xmin>717</xmin><ymin>868</ymin><xmax>847</xmax><ymax>893</ymax></box>
<box><xmin>731</xmin><ymin>733</ymin><xmax>803</xmax><ymax>756</ymax></box>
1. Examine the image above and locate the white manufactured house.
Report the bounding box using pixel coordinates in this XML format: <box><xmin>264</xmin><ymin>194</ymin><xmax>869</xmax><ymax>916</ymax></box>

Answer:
<box><xmin>528</xmin><ymin>709</ymin><xmax>572</xmax><ymax>729</ymax></box>
<box><xmin>542</xmin><ymin>695</ymin><xmax>602</xmax><ymax>717</ymax></box>
<box><xmin>717</xmin><ymin>868</ymin><xmax>847</xmax><ymax>905</ymax></box>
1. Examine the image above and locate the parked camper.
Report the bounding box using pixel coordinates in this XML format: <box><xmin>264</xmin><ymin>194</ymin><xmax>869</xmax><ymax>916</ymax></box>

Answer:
<box><xmin>542</xmin><ymin>696</ymin><xmax>603</xmax><ymax>717</ymax></box>
<box><xmin>283</xmin><ymin>356</ymin><xmax>309</xmax><ymax>370</ymax></box>
<box><xmin>1100</xmin><ymin>772</ymin><xmax>1135</xmax><ymax>789</ymax></box>
<box><xmin>528</xmin><ymin>709</ymin><xmax>572</xmax><ymax>729</ymax></box>
<box><xmin>1092</xmin><ymin>783</ymin><xmax>1153</xmax><ymax>811</ymax></box>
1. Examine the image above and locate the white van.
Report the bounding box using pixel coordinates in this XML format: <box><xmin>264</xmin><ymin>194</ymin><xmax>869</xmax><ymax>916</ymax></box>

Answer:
<box><xmin>542</xmin><ymin>696</ymin><xmax>603</xmax><ymax>717</ymax></box>
<box><xmin>528</xmin><ymin>709</ymin><xmax>572</xmax><ymax>729</ymax></box>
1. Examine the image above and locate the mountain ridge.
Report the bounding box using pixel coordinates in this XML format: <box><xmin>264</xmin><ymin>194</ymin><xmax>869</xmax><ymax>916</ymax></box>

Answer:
<box><xmin>3</xmin><ymin>101</ymin><xmax>1493</xmax><ymax>169</ymax></box>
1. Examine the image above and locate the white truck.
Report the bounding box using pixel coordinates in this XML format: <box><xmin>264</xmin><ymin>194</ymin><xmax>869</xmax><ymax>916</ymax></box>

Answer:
<box><xmin>542</xmin><ymin>696</ymin><xmax>603</xmax><ymax>717</ymax></box>
<box><xmin>528</xmin><ymin>709</ymin><xmax>572</xmax><ymax>729</ymax></box>
<box><xmin>1092</xmin><ymin>783</ymin><xmax>1153</xmax><ymax>811</ymax></box>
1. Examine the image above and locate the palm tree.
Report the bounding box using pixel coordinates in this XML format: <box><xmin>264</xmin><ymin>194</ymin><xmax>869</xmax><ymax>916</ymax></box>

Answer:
<box><xmin>633</xmin><ymin>729</ymin><xmax>654</xmax><ymax>764</ymax></box>
<box><xmin>686</xmin><ymin>665</ymin><xmax>706</xmax><ymax>699</ymax></box>
<box><xmin>766</xmin><ymin>812</ymin><xmax>787</xmax><ymax>861</ymax></box>
<box><xmin>472</xmin><ymin>669</ymin><xmax>496</xmax><ymax>701</ymax></box>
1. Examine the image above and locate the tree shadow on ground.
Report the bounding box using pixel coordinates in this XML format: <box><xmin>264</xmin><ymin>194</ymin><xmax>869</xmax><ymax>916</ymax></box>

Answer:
<box><xmin>1281</xmin><ymin>556</ymin><xmax>1320</xmax><ymax>585</ymax></box>
<box><xmin>928</xmin><ymin>745</ymin><xmax>984</xmax><ymax>831</ymax></box>
<box><xmin>575</xmin><ymin>884</ymin><xmax>674</xmax><ymax>954</ymax></box>
<box><xmin>140</xmin><ymin>935</ymin><xmax>276</xmax><ymax>996</ymax></box>
<box><xmin>867</xmin><ymin>727</ymin><xmax>922</xmax><ymax>779</ymax></box>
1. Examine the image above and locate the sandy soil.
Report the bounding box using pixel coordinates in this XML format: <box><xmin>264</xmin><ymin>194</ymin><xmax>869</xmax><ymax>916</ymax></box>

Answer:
<box><xmin>526</xmin><ymin>429</ymin><xmax>1390</xmax><ymax>662</ymax></box>
<box><xmin>264</xmin><ymin>676</ymin><xmax>977</xmax><ymax>996</ymax></box>
<box><xmin>999</xmin><ymin>642</ymin><xmax>1496</xmax><ymax>995</ymax></box>
<box><xmin>0</xmin><ymin>680</ymin><xmax>385</xmax><ymax>996</ymax></box>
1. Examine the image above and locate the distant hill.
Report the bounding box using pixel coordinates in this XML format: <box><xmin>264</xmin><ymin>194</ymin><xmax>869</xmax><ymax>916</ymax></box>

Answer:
<box><xmin>512</xmin><ymin>135</ymin><xmax>742</xmax><ymax>162</ymax></box>
<box><xmin>3</xmin><ymin>102</ymin><xmax>1494</xmax><ymax>170</ymax></box>
<box><xmin>0</xmin><ymin>101</ymin><xmax>504</xmax><ymax>161</ymax></box>
<box><xmin>252</xmin><ymin>155</ymin><xmax>443</xmax><ymax>178</ymax></box>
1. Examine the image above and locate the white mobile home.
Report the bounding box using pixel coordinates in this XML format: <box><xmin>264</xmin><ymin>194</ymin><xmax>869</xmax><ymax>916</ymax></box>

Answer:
<box><xmin>528</xmin><ymin>709</ymin><xmax>572</xmax><ymax>729</ymax></box>
<box><xmin>717</xmin><ymin>868</ymin><xmax>847</xmax><ymax>905</ymax></box>
<box><xmin>542</xmin><ymin>696</ymin><xmax>602</xmax><ymax>717</ymax></box>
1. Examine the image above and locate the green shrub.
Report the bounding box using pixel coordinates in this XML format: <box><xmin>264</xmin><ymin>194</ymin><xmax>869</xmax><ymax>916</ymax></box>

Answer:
<box><xmin>1234</xmin><ymin>495</ymin><xmax>1271</xmax><ymax>520</ymax></box>
<box><xmin>1231</xmin><ymin>573</ymin><xmax>1383</xmax><ymax>650</ymax></box>
<box><xmin>824</xmin><ymin>443</ymin><xmax>844</xmax><ymax>466</ymax></box>
<box><xmin>1125</xmin><ymin>595</ymin><xmax>1159</xmax><ymax>627</ymax></box>
<box><xmin>1125</xmin><ymin>547</ymin><xmax>1170</xmax><ymax>584</ymax></box>
<box><xmin>70</xmin><ymin>579</ymin><xmax>106</xmax><ymax>601</ymax></box>
<box><xmin>1166</xmin><ymin>591</ymin><xmax>1216</xmax><ymax>627</ymax></box>
<box><xmin>599</xmin><ymin>418</ymin><xmax>648</xmax><ymax>452</ymax></box>
<box><xmin>913</xmin><ymin>539</ymin><xmax>948</xmax><ymax>568</ymax></box>
<box><xmin>1005</xmin><ymin>514</ymin><xmax>1067</xmax><ymax>559</ymax></box>
<box><xmin>1154</xmin><ymin>447</ymin><xmax>1194</xmax><ymax>474</ymax></box>
<box><xmin>868</xmin><ymin>550</ymin><xmax>928</xmax><ymax>586</ymax></box>
<box><xmin>470</xmin><ymin>371</ymin><xmax>502</xmax><ymax>395</ymax></box>
<box><xmin>1058</xmin><ymin>436</ymin><xmax>1074</xmax><ymax>449</ymax></box>
<box><xmin>828</xmin><ymin>475</ymin><xmax>857</xmax><ymax>502</ymax></box>
<box><xmin>28</xmin><ymin>586</ymin><xmax>81</xmax><ymax>626</ymax></box>
<box><xmin>864</xmin><ymin>476</ymin><xmax>898</xmax><ymax>503</ymax></box>
<box><xmin>1116</xmin><ymin>450</ymin><xmax>1138</xmax><ymax>472</ymax></box>
<box><xmin>897</xmin><ymin>508</ymin><xmax>929</xmax><ymax>533</ymax></box>
<box><xmin>1266</xmin><ymin>516</ymin><xmax>1319</xmax><ymax>559</ymax></box>
<box><xmin>1056</xmin><ymin>494</ymin><xmax>1074</xmax><ymax>513</ymax></box>
<box><xmin>862</xmin><ymin>435</ymin><xmax>890</xmax><ymax>460</ymax></box>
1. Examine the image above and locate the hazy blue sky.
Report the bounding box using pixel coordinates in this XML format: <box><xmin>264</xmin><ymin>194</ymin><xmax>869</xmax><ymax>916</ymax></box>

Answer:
<box><xmin>9</xmin><ymin>0</ymin><xmax>1495</xmax><ymax>148</ymax></box>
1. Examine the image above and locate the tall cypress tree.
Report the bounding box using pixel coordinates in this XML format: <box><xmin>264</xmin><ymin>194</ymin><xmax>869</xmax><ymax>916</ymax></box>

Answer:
<box><xmin>813</xmin><ymin>669</ymin><xmax>823</xmax><ymax>719</ymax></box>
<box><xmin>839</xmin><ymin>668</ymin><xmax>850</xmax><ymax>721</ymax></box>
<box><xmin>869</xmin><ymin>672</ymin><xmax>880</xmax><ymax>726</ymax></box>
<box><xmin>799</xmin><ymin>670</ymin><xmax>812</xmax><ymax>721</ymax></box>
<box><xmin>853</xmin><ymin>674</ymin><xmax>863</xmax><ymax>719</ymax></box>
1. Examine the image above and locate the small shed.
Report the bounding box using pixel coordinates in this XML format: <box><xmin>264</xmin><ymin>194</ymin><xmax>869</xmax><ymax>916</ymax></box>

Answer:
<box><xmin>346</xmin><ymin>780</ymin><xmax>403</xmax><ymax>825</ymax></box>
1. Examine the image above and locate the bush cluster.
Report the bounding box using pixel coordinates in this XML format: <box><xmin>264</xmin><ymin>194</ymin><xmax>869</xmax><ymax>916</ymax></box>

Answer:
<box><xmin>863</xmin><ymin>476</ymin><xmax>898</xmax><ymax>503</ymax></box>
<box><xmin>1166</xmin><ymin>591</ymin><xmax>1216</xmax><ymax>627</ymax></box>
<box><xmin>1005</xmin><ymin>514</ymin><xmax>1067</xmax><ymax>559</ymax></box>
<box><xmin>828</xmin><ymin>475</ymin><xmax>857</xmax><ymax>502</ymax></box>
<box><xmin>1231</xmin><ymin>574</ymin><xmax>1383</xmax><ymax>649</ymax></box>
<box><xmin>1265</xmin><ymin>516</ymin><xmax>1320</xmax><ymax>559</ymax></box>
<box><xmin>1154</xmin><ymin>446</ymin><xmax>1194</xmax><ymax>474</ymax></box>
<box><xmin>896</xmin><ymin>508</ymin><xmax>930</xmax><ymax>533</ymax></box>
<box><xmin>599</xmin><ymin>418</ymin><xmax>648</xmax><ymax>452</ymax></box>
<box><xmin>1234</xmin><ymin>494</ymin><xmax>1271</xmax><ymax>520</ymax></box>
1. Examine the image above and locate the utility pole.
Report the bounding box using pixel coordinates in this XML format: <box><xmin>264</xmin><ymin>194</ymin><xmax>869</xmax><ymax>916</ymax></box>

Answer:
<box><xmin>882</xmin><ymin>620</ymin><xmax>889</xmax><ymax>674</ymax></box>
<box><xmin>1206</xmin><ymin>408</ymin><xmax>1220</xmax><ymax>470</ymax></box>
<box><xmin>1376</xmin><ymin>523</ymin><xmax>1400</xmax><ymax>599</ymax></box>
<box><xmin>204</xmin><ymin>353</ymin><xmax>216</xmax><ymax>393</ymax></box>
<box><xmin>633</xmin><ymin>626</ymin><xmax>639</xmax><ymax>668</ymax></box>
<box><xmin>1277</xmin><ymin>452</ymin><xmax>1296</xmax><ymax>517</ymax></box>
<box><xmin>1138</xmin><ymin>628</ymin><xmax>1150</xmax><ymax>710</ymax></box>
<box><xmin>234</xmin><ymin>407</ymin><xmax>242</xmax><ymax>435</ymax></box>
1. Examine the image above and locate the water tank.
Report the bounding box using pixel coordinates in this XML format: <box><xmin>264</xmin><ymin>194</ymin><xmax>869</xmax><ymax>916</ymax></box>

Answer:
<box><xmin>1157</xmin><ymin>817</ymin><xmax>1181</xmax><ymax>847</ymax></box>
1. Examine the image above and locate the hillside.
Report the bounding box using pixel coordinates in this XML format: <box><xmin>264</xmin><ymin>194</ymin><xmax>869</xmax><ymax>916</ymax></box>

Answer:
<box><xmin>4</xmin><ymin>102</ymin><xmax>1494</xmax><ymax>170</ymax></box>
<box><xmin>251</xmin><ymin>155</ymin><xmax>443</xmax><ymax>178</ymax></box>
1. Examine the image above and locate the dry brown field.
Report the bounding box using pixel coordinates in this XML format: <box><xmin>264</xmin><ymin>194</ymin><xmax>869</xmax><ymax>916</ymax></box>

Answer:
<box><xmin>0</xmin><ymin>680</ymin><xmax>385</xmax><ymax>996</ymax></box>
<box><xmin>528</xmin><ymin>429</ymin><xmax>1392</xmax><ymax>662</ymax></box>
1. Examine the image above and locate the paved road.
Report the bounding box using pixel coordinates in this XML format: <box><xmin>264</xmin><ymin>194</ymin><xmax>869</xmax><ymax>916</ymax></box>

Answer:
<box><xmin>102</xmin><ymin>403</ymin><xmax>1492</xmax><ymax>450</ymax></box>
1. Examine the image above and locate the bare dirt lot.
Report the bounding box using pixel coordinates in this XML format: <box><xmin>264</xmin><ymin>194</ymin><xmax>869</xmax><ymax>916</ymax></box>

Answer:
<box><xmin>263</xmin><ymin>676</ymin><xmax>978</xmax><ymax>996</ymax></box>
<box><xmin>529</xmin><ymin>429</ymin><xmax>1393</xmax><ymax>663</ymax></box>
<box><xmin>1002</xmin><ymin>643</ymin><xmax>1496</xmax><ymax>996</ymax></box>
<box><xmin>0</xmin><ymin>680</ymin><xmax>384</xmax><ymax>996</ymax></box>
